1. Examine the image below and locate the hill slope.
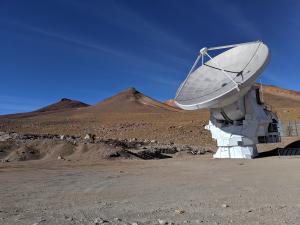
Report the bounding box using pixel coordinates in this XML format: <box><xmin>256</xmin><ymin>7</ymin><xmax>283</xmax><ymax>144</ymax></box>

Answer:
<box><xmin>258</xmin><ymin>84</ymin><xmax>300</xmax><ymax>108</ymax></box>
<box><xmin>90</xmin><ymin>87</ymin><xmax>180</xmax><ymax>113</ymax></box>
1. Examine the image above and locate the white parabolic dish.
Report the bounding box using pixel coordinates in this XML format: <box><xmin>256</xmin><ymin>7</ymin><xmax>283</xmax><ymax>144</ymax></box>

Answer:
<box><xmin>175</xmin><ymin>41</ymin><xmax>270</xmax><ymax>110</ymax></box>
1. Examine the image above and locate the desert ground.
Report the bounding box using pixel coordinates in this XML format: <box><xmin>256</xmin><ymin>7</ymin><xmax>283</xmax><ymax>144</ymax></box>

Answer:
<box><xmin>0</xmin><ymin>157</ymin><xmax>300</xmax><ymax>225</ymax></box>
<box><xmin>0</xmin><ymin>84</ymin><xmax>300</xmax><ymax>224</ymax></box>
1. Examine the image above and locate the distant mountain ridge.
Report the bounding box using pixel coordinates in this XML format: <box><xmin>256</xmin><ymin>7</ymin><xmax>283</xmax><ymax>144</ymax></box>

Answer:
<box><xmin>0</xmin><ymin>98</ymin><xmax>89</xmax><ymax>119</ymax></box>
<box><xmin>1</xmin><ymin>84</ymin><xmax>300</xmax><ymax>119</ymax></box>
<box><xmin>0</xmin><ymin>87</ymin><xmax>179</xmax><ymax>119</ymax></box>
<box><xmin>36</xmin><ymin>98</ymin><xmax>89</xmax><ymax>112</ymax></box>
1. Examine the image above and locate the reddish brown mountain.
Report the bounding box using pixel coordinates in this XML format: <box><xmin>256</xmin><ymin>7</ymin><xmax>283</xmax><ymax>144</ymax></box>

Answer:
<box><xmin>0</xmin><ymin>98</ymin><xmax>89</xmax><ymax>119</ymax></box>
<box><xmin>36</xmin><ymin>98</ymin><xmax>89</xmax><ymax>112</ymax></box>
<box><xmin>89</xmin><ymin>87</ymin><xmax>180</xmax><ymax>113</ymax></box>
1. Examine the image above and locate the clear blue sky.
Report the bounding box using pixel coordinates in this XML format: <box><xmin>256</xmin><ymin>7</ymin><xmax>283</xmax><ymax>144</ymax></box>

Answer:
<box><xmin>0</xmin><ymin>0</ymin><xmax>299</xmax><ymax>114</ymax></box>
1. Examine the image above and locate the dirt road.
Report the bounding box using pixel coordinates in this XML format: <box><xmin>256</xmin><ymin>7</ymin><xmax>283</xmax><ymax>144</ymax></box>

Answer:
<box><xmin>0</xmin><ymin>157</ymin><xmax>299</xmax><ymax>225</ymax></box>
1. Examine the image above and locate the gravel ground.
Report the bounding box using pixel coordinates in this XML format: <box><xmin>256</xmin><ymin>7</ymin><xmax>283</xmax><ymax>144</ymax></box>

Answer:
<box><xmin>0</xmin><ymin>157</ymin><xmax>299</xmax><ymax>225</ymax></box>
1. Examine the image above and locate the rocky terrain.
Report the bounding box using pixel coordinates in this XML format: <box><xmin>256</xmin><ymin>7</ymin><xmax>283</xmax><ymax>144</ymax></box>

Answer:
<box><xmin>0</xmin><ymin>131</ymin><xmax>214</xmax><ymax>163</ymax></box>
<box><xmin>0</xmin><ymin>84</ymin><xmax>300</xmax><ymax>225</ymax></box>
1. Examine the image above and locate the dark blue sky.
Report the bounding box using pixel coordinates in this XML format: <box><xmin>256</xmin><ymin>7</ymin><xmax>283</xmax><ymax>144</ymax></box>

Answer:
<box><xmin>0</xmin><ymin>0</ymin><xmax>299</xmax><ymax>114</ymax></box>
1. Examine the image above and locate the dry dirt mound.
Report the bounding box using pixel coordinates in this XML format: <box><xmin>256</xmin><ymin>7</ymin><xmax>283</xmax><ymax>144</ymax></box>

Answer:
<box><xmin>0</xmin><ymin>140</ymin><xmax>132</xmax><ymax>162</ymax></box>
<box><xmin>90</xmin><ymin>87</ymin><xmax>180</xmax><ymax>113</ymax></box>
<box><xmin>69</xmin><ymin>143</ymin><xmax>135</xmax><ymax>161</ymax></box>
<box><xmin>0</xmin><ymin>140</ymin><xmax>76</xmax><ymax>162</ymax></box>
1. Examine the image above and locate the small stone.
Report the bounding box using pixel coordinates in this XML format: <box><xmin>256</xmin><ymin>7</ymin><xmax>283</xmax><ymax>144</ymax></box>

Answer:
<box><xmin>38</xmin><ymin>217</ymin><xmax>46</xmax><ymax>222</ymax></box>
<box><xmin>93</xmin><ymin>217</ymin><xmax>106</xmax><ymax>224</ymax></box>
<box><xmin>175</xmin><ymin>209</ymin><xmax>185</xmax><ymax>214</ymax></box>
<box><xmin>158</xmin><ymin>219</ymin><xmax>167</xmax><ymax>224</ymax></box>
<box><xmin>57</xmin><ymin>155</ymin><xmax>64</xmax><ymax>160</ymax></box>
<box><xmin>221</xmin><ymin>204</ymin><xmax>229</xmax><ymax>208</ymax></box>
<box><xmin>132</xmin><ymin>223</ymin><xmax>139</xmax><ymax>225</ymax></box>
<box><xmin>129</xmin><ymin>138</ymin><xmax>137</xmax><ymax>142</ymax></box>
<box><xmin>60</xmin><ymin>135</ymin><xmax>65</xmax><ymax>140</ymax></box>
<box><xmin>64</xmin><ymin>215</ymin><xmax>73</xmax><ymax>221</ymax></box>
<box><xmin>0</xmin><ymin>133</ymin><xmax>11</xmax><ymax>142</ymax></box>
<box><xmin>114</xmin><ymin>217</ymin><xmax>121</xmax><ymax>221</ymax></box>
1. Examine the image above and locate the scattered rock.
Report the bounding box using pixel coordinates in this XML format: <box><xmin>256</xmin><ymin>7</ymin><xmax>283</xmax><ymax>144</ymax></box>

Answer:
<box><xmin>158</xmin><ymin>219</ymin><xmax>167</xmax><ymax>224</ymax></box>
<box><xmin>132</xmin><ymin>222</ymin><xmax>139</xmax><ymax>225</ymax></box>
<box><xmin>38</xmin><ymin>217</ymin><xmax>46</xmax><ymax>222</ymax></box>
<box><xmin>0</xmin><ymin>133</ymin><xmax>11</xmax><ymax>141</ymax></box>
<box><xmin>94</xmin><ymin>217</ymin><xmax>108</xmax><ymax>224</ymax></box>
<box><xmin>135</xmin><ymin>149</ymin><xmax>172</xmax><ymax>160</ymax></box>
<box><xmin>221</xmin><ymin>204</ymin><xmax>229</xmax><ymax>208</ymax></box>
<box><xmin>175</xmin><ymin>209</ymin><xmax>185</xmax><ymax>214</ymax></box>
<box><xmin>57</xmin><ymin>155</ymin><xmax>65</xmax><ymax>160</ymax></box>
<box><xmin>84</xmin><ymin>133</ymin><xmax>96</xmax><ymax>142</ymax></box>
<box><xmin>129</xmin><ymin>138</ymin><xmax>137</xmax><ymax>142</ymax></box>
<box><xmin>65</xmin><ymin>216</ymin><xmax>74</xmax><ymax>221</ymax></box>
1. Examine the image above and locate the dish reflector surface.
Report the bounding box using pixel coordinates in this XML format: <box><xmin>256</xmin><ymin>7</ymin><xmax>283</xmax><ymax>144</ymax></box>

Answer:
<box><xmin>175</xmin><ymin>41</ymin><xmax>269</xmax><ymax>109</ymax></box>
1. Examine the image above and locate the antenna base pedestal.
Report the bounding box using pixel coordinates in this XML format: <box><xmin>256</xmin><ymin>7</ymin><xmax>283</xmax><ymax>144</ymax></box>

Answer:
<box><xmin>213</xmin><ymin>144</ymin><xmax>258</xmax><ymax>159</ymax></box>
<box><xmin>206</xmin><ymin>120</ymin><xmax>259</xmax><ymax>159</ymax></box>
<box><xmin>205</xmin><ymin>87</ymin><xmax>280</xmax><ymax>159</ymax></box>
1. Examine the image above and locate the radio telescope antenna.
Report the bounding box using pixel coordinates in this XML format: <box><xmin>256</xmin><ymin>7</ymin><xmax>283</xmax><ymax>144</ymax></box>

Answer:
<box><xmin>174</xmin><ymin>41</ymin><xmax>280</xmax><ymax>159</ymax></box>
